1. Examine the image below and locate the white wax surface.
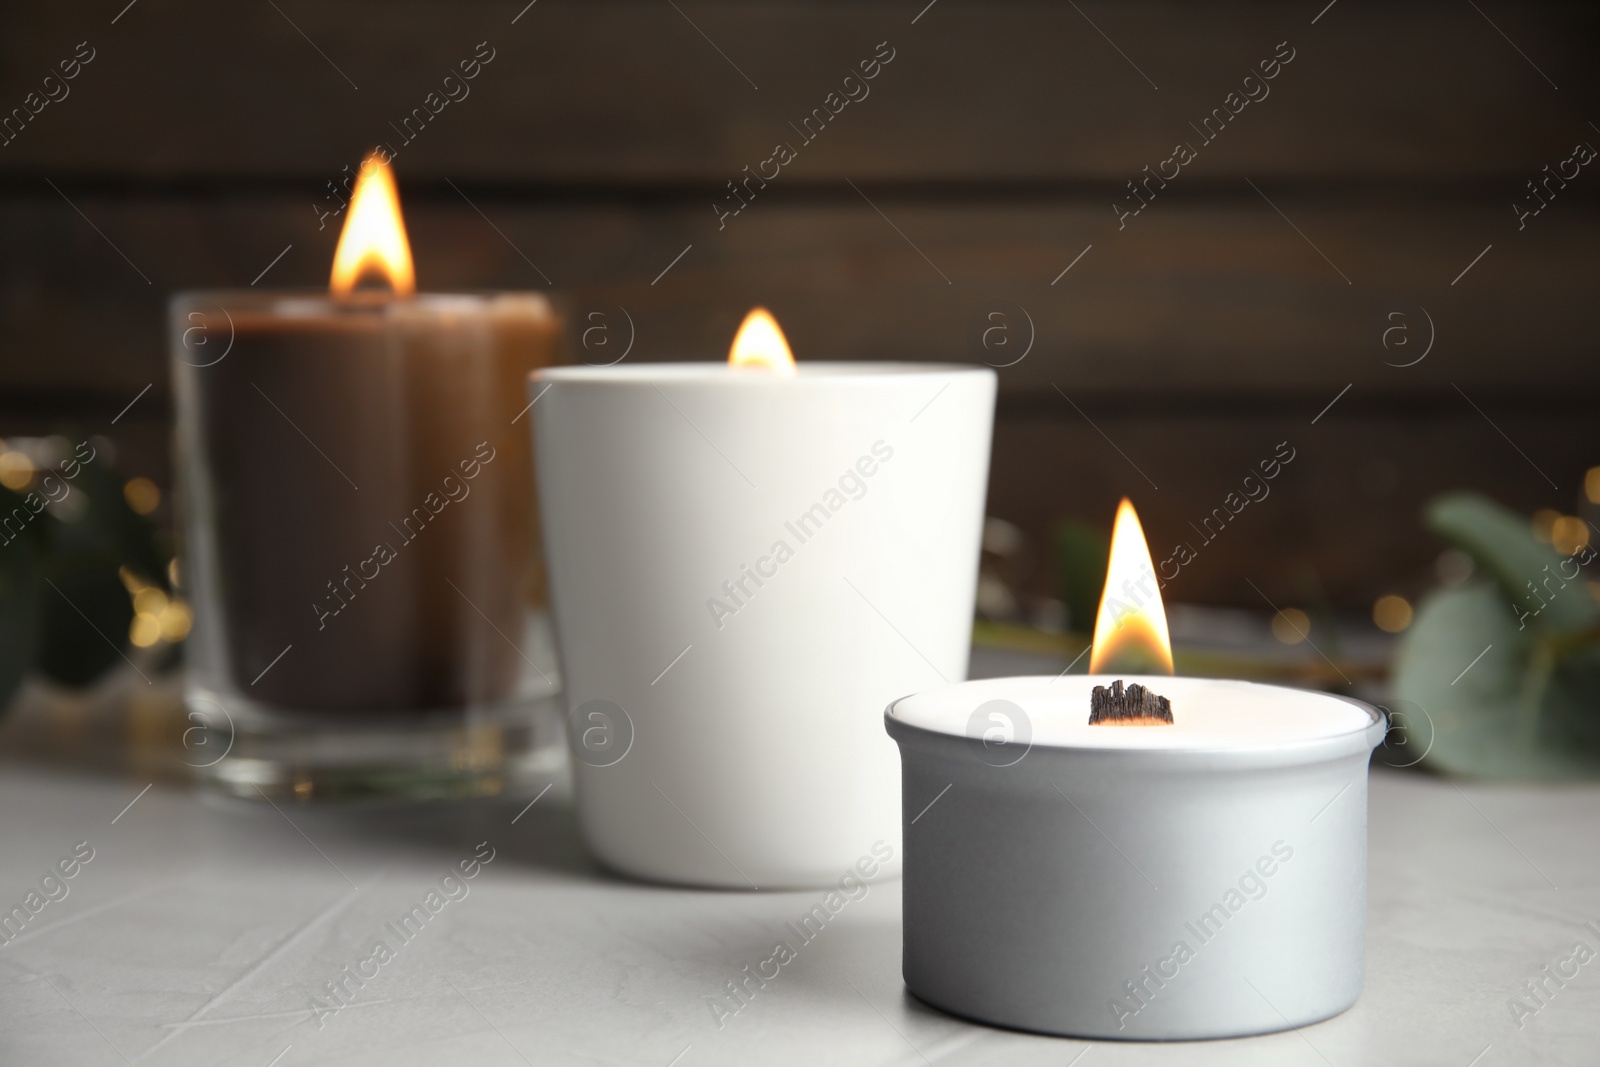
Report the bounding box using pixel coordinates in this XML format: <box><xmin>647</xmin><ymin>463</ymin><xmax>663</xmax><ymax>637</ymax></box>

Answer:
<box><xmin>890</xmin><ymin>675</ymin><xmax>1376</xmax><ymax>751</ymax></box>
<box><xmin>537</xmin><ymin>362</ymin><xmax>976</xmax><ymax>384</ymax></box>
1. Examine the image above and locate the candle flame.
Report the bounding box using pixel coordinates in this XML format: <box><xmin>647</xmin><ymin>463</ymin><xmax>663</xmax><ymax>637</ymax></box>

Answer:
<box><xmin>728</xmin><ymin>307</ymin><xmax>796</xmax><ymax>374</ymax></box>
<box><xmin>1088</xmin><ymin>498</ymin><xmax>1174</xmax><ymax>675</ymax></box>
<box><xmin>329</xmin><ymin>151</ymin><xmax>415</xmax><ymax>298</ymax></box>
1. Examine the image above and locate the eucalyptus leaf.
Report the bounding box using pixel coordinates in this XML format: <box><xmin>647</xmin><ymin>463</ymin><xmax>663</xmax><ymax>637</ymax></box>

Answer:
<box><xmin>1427</xmin><ymin>492</ymin><xmax>1598</xmax><ymax>633</ymax></box>
<box><xmin>0</xmin><ymin>441</ymin><xmax>173</xmax><ymax>713</ymax></box>
<box><xmin>35</xmin><ymin>560</ymin><xmax>134</xmax><ymax>687</ymax></box>
<box><xmin>1394</xmin><ymin>582</ymin><xmax>1600</xmax><ymax>778</ymax></box>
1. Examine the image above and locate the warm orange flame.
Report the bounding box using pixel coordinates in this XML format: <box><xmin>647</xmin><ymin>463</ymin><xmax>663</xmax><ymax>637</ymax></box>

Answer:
<box><xmin>329</xmin><ymin>152</ymin><xmax>415</xmax><ymax>298</ymax></box>
<box><xmin>1088</xmin><ymin>498</ymin><xmax>1174</xmax><ymax>675</ymax></box>
<box><xmin>728</xmin><ymin>307</ymin><xmax>796</xmax><ymax>374</ymax></box>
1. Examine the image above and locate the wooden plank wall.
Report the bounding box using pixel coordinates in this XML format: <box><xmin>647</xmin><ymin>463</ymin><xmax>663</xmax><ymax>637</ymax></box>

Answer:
<box><xmin>1</xmin><ymin>0</ymin><xmax>1596</xmax><ymax>610</ymax></box>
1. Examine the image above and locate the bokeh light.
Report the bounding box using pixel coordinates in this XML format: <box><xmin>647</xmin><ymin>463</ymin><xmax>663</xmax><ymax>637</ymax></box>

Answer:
<box><xmin>1552</xmin><ymin>516</ymin><xmax>1589</xmax><ymax>557</ymax></box>
<box><xmin>129</xmin><ymin>614</ymin><xmax>161</xmax><ymax>648</ymax></box>
<box><xmin>1270</xmin><ymin>608</ymin><xmax>1310</xmax><ymax>645</ymax></box>
<box><xmin>0</xmin><ymin>450</ymin><xmax>34</xmax><ymax>490</ymax></box>
<box><xmin>123</xmin><ymin>476</ymin><xmax>161</xmax><ymax>515</ymax></box>
<box><xmin>1373</xmin><ymin>594</ymin><xmax>1414</xmax><ymax>633</ymax></box>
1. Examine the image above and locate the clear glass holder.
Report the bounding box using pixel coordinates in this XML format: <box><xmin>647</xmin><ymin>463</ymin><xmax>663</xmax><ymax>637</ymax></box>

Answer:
<box><xmin>184</xmin><ymin>614</ymin><xmax>566</xmax><ymax>803</ymax></box>
<box><xmin>187</xmin><ymin>691</ymin><xmax>567</xmax><ymax>802</ymax></box>
<box><xmin>170</xmin><ymin>289</ymin><xmax>567</xmax><ymax>802</ymax></box>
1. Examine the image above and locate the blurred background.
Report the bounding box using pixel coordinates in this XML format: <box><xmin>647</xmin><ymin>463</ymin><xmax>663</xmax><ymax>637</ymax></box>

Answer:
<box><xmin>1</xmin><ymin>0</ymin><xmax>1597</xmax><ymax>776</ymax></box>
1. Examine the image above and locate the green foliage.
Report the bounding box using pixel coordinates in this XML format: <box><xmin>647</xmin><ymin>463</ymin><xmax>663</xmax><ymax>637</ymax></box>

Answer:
<box><xmin>0</xmin><ymin>439</ymin><xmax>169</xmax><ymax>708</ymax></box>
<box><xmin>36</xmin><ymin>563</ymin><xmax>136</xmax><ymax>687</ymax></box>
<box><xmin>1392</xmin><ymin>492</ymin><xmax>1600</xmax><ymax>779</ymax></box>
<box><xmin>0</xmin><ymin>522</ymin><xmax>40</xmax><ymax>709</ymax></box>
<box><xmin>1054</xmin><ymin>519</ymin><xmax>1109</xmax><ymax>633</ymax></box>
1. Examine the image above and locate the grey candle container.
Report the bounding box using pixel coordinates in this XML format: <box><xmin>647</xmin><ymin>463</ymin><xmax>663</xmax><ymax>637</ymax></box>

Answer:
<box><xmin>886</xmin><ymin>684</ymin><xmax>1386</xmax><ymax>1041</ymax></box>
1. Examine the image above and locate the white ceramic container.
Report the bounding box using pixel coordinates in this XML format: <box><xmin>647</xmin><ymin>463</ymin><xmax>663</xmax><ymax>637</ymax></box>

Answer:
<box><xmin>534</xmin><ymin>363</ymin><xmax>996</xmax><ymax>888</ymax></box>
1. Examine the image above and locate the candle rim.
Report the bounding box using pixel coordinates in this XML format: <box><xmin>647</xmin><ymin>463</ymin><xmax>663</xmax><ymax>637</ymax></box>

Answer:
<box><xmin>889</xmin><ymin>674</ymin><xmax>1383</xmax><ymax>754</ymax></box>
<box><xmin>535</xmin><ymin>362</ymin><xmax>995</xmax><ymax>384</ymax></box>
<box><xmin>169</xmin><ymin>289</ymin><xmax>557</xmax><ymax>317</ymax></box>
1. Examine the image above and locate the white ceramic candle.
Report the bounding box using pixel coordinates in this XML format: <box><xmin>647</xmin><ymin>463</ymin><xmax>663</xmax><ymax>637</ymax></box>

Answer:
<box><xmin>534</xmin><ymin>361</ymin><xmax>996</xmax><ymax>888</ymax></box>
<box><xmin>886</xmin><ymin>674</ymin><xmax>1384</xmax><ymax>1040</ymax></box>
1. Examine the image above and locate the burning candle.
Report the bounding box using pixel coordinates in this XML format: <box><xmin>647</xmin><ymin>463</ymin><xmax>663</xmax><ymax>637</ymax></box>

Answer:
<box><xmin>171</xmin><ymin>153</ymin><xmax>565</xmax><ymax>798</ymax></box>
<box><xmin>886</xmin><ymin>499</ymin><xmax>1384</xmax><ymax>1040</ymax></box>
<box><xmin>532</xmin><ymin>310</ymin><xmax>996</xmax><ymax>888</ymax></box>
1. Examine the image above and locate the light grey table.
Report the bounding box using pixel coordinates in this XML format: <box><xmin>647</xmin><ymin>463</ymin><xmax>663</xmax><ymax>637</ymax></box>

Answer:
<box><xmin>1</xmin><ymin>654</ymin><xmax>1596</xmax><ymax>1066</ymax></box>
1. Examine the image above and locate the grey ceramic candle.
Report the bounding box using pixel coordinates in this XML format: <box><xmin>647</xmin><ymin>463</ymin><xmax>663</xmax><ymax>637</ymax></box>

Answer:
<box><xmin>887</xmin><ymin>674</ymin><xmax>1384</xmax><ymax>1040</ymax></box>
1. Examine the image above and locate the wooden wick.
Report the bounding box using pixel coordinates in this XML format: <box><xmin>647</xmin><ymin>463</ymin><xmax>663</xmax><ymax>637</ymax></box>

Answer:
<box><xmin>1088</xmin><ymin>679</ymin><xmax>1174</xmax><ymax>725</ymax></box>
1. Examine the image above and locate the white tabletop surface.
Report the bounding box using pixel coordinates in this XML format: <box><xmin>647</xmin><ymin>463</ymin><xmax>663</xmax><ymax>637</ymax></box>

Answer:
<box><xmin>1</xmin><ymin>654</ymin><xmax>1596</xmax><ymax>1067</ymax></box>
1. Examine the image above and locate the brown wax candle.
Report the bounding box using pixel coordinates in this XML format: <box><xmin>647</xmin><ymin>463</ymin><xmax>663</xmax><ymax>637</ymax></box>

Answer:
<box><xmin>172</xmin><ymin>291</ymin><xmax>562</xmax><ymax>714</ymax></box>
